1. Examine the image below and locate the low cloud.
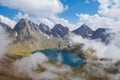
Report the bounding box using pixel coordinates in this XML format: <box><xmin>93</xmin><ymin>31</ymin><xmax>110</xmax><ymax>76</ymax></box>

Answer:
<box><xmin>69</xmin><ymin>33</ymin><xmax>120</xmax><ymax>60</ymax></box>
<box><xmin>0</xmin><ymin>26</ymin><xmax>9</xmax><ymax>59</ymax></box>
<box><xmin>0</xmin><ymin>15</ymin><xmax>16</xmax><ymax>28</ymax></box>
<box><xmin>12</xmin><ymin>52</ymin><xmax>72</xmax><ymax>80</ymax></box>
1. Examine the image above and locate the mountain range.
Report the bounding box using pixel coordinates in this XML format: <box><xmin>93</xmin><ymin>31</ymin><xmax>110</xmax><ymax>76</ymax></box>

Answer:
<box><xmin>0</xmin><ymin>19</ymin><xmax>66</xmax><ymax>56</ymax></box>
<box><xmin>72</xmin><ymin>24</ymin><xmax>93</xmax><ymax>38</ymax></box>
<box><xmin>0</xmin><ymin>18</ymin><xmax>114</xmax><ymax>55</ymax></box>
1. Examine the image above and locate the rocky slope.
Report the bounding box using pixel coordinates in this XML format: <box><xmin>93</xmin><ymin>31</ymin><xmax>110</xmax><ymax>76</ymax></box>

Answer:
<box><xmin>72</xmin><ymin>24</ymin><xmax>93</xmax><ymax>38</ymax></box>
<box><xmin>0</xmin><ymin>18</ymin><xmax>114</xmax><ymax>55</ymax></box>
<box><xmin>91</xmin><ymin>28</ymin><xmax>112</xmax><ymax>43</ymax></box>
<box><xmin>6</xmin><ymin>19</ymin><xmax>66</xmax><ymax>55</ymax></box>
<box><xmin>0</xmin><ymin>21</ymin><xmax>12</xmax><ymax>33</ymax></box>
<box><xmin>39</xmin><ymin>23</ymin><xmax>51</xmax><ymax>35</ymax></box>
<box><xmin>51</xmin><ymin>24</ymin><xmax>70</xmax><ymax>38</ymax></box>
<box><xmin>72</xmin><ymin>24</ymin><xmax>114</xmax><ymax>43</ymax></box>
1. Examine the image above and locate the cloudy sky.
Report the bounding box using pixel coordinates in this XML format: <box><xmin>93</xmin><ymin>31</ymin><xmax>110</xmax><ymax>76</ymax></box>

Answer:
<box><xmin>0</xmin><ymin>0</ymin><xmax>120</xmax><ymax>31</ymax></box>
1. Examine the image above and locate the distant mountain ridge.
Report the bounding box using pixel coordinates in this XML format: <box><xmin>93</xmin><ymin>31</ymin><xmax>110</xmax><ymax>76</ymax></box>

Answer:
<box><xmin>72</xmin><ymin>24</ymin><xmax>93</xmax><ymax>38</ymax></box>
<box><xmin>72</xmin><ymin>25</ymin><xmax>114</xmax><ymax>43</ymax></box>
<box><xmin>39</xmin><ymin>23</ymin><xmax>51</xmax><ymax>35</ymax></box>
<box><xmin>0</xmin><ymin>18</ymin><xmax>114</xmax><ymax>48</ymax></box>
<box><xmin>51</xmin><ymin>24</ymin><xmax>70</xmax><ymax>38</ymax></box>
<box><xmin>0</xmin><ymin>21</ymin><xmax>12</xmax><ymax>33</ymax></box>
<box><xmin>91</xmin><ymin>28</ymin><xmax>112</xmax><ymax>43</ymax></box>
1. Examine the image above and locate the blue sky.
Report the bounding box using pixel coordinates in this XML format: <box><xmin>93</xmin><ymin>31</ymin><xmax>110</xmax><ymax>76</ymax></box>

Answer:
<box><xmin>60</xmin><ymin>0</ymin><xmax>99</xmax><ymax>23</ymax></box>
<box><xmin>0</xmin><ymin>0</ymin><xmax>120</xmax><ymax>31</ymax></box>
<box><xmin>0</xmin><ymin>6</ymin><xmax>18</xmax><ymax>19</ymax></box>
<box><xmin>0</xmin><ymin>0</ymin><xmax>99</xmax><ymax>24</ymax></box>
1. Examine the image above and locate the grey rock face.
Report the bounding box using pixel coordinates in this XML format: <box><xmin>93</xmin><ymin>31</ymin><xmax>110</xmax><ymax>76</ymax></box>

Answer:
<box><xmin>72</xmin><ymin>24</ymin><xmax>93</xmax><ymax>38</ymax></box>
<box><xmin>0</xmin><ymin>21</ymin><xmax>12</xmax><ymax>33</ymax></box>
<box><xmin>39</xmin><ymin>23</ymin><xmax>51</xmax><ymax>35</ymax></box>
<box><xmin>13</xmin><ymin>19</ymin><xmax>40</xmax><ymax>41</ymax></box>
<box><xmin>51</xmin><ymin>24</ymin><xmax>69</xmax><ymax>38</ymax></box>
<box><xmin>91</xmin><ymin>28</ymin><xmax>113</xmax><ymax>43</ymax></box>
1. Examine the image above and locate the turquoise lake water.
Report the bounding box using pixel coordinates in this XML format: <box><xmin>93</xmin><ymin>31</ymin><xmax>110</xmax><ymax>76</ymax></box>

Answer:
<box><xmin>33</xmin><ymin>49</ymin><xmax>85</xmax><ymax>67</ymax></box>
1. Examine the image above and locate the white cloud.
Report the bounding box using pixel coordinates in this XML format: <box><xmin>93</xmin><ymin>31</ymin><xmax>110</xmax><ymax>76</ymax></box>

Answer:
<box><xmin>1</xmin><ymin>0</ymin><xmax>119</xmax><ymax>32</ymax></box>
<box><xmin>76</xmin><ymin>0</ymin><xmax>120</xmax><ymax>32</ymax></box>
<box><xmin>14</xmin><ymin>12</ymin><xmax>77</xmax><ymax>30</ymax></box>
<box><xmin>14</xmin><ymin>12</ymin><xmax>54</xmax><ymax>28</ymax></box>
<box><xmin>85</xmin><ymin>0</ymin><xmax>90</xmax><ymax>3</ymax></box>
<box><xmin>76</xmin><ymin>14</ymin><xmax>120</xmax><ymax>31</ymax></box>
<box><xmin>85</xmin><ymin>0</ymin><xmax>97</xmax><ymax>3</ymax></box>
<box><xmin>0</xmin><ymin>26</ymin><xmax>9</xmax><ymax>59</ymax></box>
<box><xmin>69</xmin><ymin>34</ymin><xmax>107</xmax><ymax>58</ymax></box>
<box><xmin>0</xmin><ymin>15</ymin><xmax>16</xmax><ymax>28</ymax></box>
<box><xmin>13</xmin><ymin>52</ymin><xmax>71</xmax><ymax>80</ymax></box>
<box><xmin>0</xmin><ymin>0</ymin><xmax>79</xmax><ymax>30</ymax></box>
<box><xmin>0</xmin><ymin>0</ymin><xmax>68</xmax><ymax>18</ymax></box>
<box><xmin>69</xmin><ymin>33</ymin><xmax>120</xmax><ymax>60</ymax></box>
<box><xmin>0</xmin><ymin>0</ymin><xmax>78</xmax><ymax>31</ymax></box>
<box><xmin>50</xmin><ymin>16</ymin><xmax>77</xmax><ymax>30</ymax></box>
<box><xmin>40</xmin><ymin>16</ymin><xmax>78</xmax><ymax>30</ymax></box>
<box><xmin>98</xmin><ymin>0</ymin><xmax>120</xmax><ymax>19</ymax></box>
<box><xmin>40</xmin><ymin>18</ymin><xmax>54</xmax><ymax>28</ymax></box>
<box><xmin>14</xmin><ymin>12</ymin><xmax>29</xmax><ymax>20</ymax></box>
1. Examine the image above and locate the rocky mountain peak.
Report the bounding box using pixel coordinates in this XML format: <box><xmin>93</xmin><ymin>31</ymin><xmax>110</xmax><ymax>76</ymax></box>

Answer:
<box><xmin>0</xmin><ymin>21</ymin><xmax>12</xmax><ymax>33</ymax></box>
<box><xmin>72</xmin><ymin>24</ymin><xmax>93</xmax><ymax>38</ymax></box>
<box><xmin>80</xmin><ymin>24</ymin><xmax>91</xmax><ymax>30</ymax></box>
<box><xmin>39</xmin><ymin>23</ymin><xmax>51</xmax><ymax>35</ymax></box>
<box><xmin>95</xmin><ymin>28</ymin><xmax>109</xmax><ymax>33</ymax></box>
<box><xmin>5</xmin><ymin>19</ymin><xmax>66</xmax><ymax>54</ymax></box>
<box><xmin>91</xmin><ymin>28</ymin><xmax>112</xmax><ymax>43</ymax></box>
<box><xmin>13</xmin><ymin>18</ymin><xmax>29</xmax><ymax>30</ymax></box>
<box><xmin>54</xmin><ymin>24</ymin><xmax>63</xmax><ymax>28</ymax></box>
<box><xmin>13</xmin><ymin>18</ymin><xmax>40</xmax><ymax>41</ymax></box>
<box><xmin>51</xmin><ymin>24</ymin><xmax>69</xmax><ymax>38</ymax></box>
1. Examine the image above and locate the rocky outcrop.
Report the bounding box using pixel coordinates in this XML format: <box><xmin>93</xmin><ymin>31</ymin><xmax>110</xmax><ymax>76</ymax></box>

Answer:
<box><xmin>8</xmin><ymin>19</ymin><xmax>66</xmax><ymax>55</ymax></box>
<box><xmin>91</xmin><ymin>28</ymin><xmax>112</xmax><ymax>43</ymax></box>
<box><xmin>72</xmin><ymin>24</ymin><xmax>93</xmax><ymax>38</ymax></box>
<box><xmin>39</xmin><ymin>23</ymin><xmax>51</xmax><ymax>35</ymax></box>
<box><xmin>0</xmin><ymin>21</ymin><xmax>12</xmax><ymax>33</ymax></box>
<box><xmin>51</xmin><ymin>24</ymin><xmax>70</xmax><ymax>38</ymax></box>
